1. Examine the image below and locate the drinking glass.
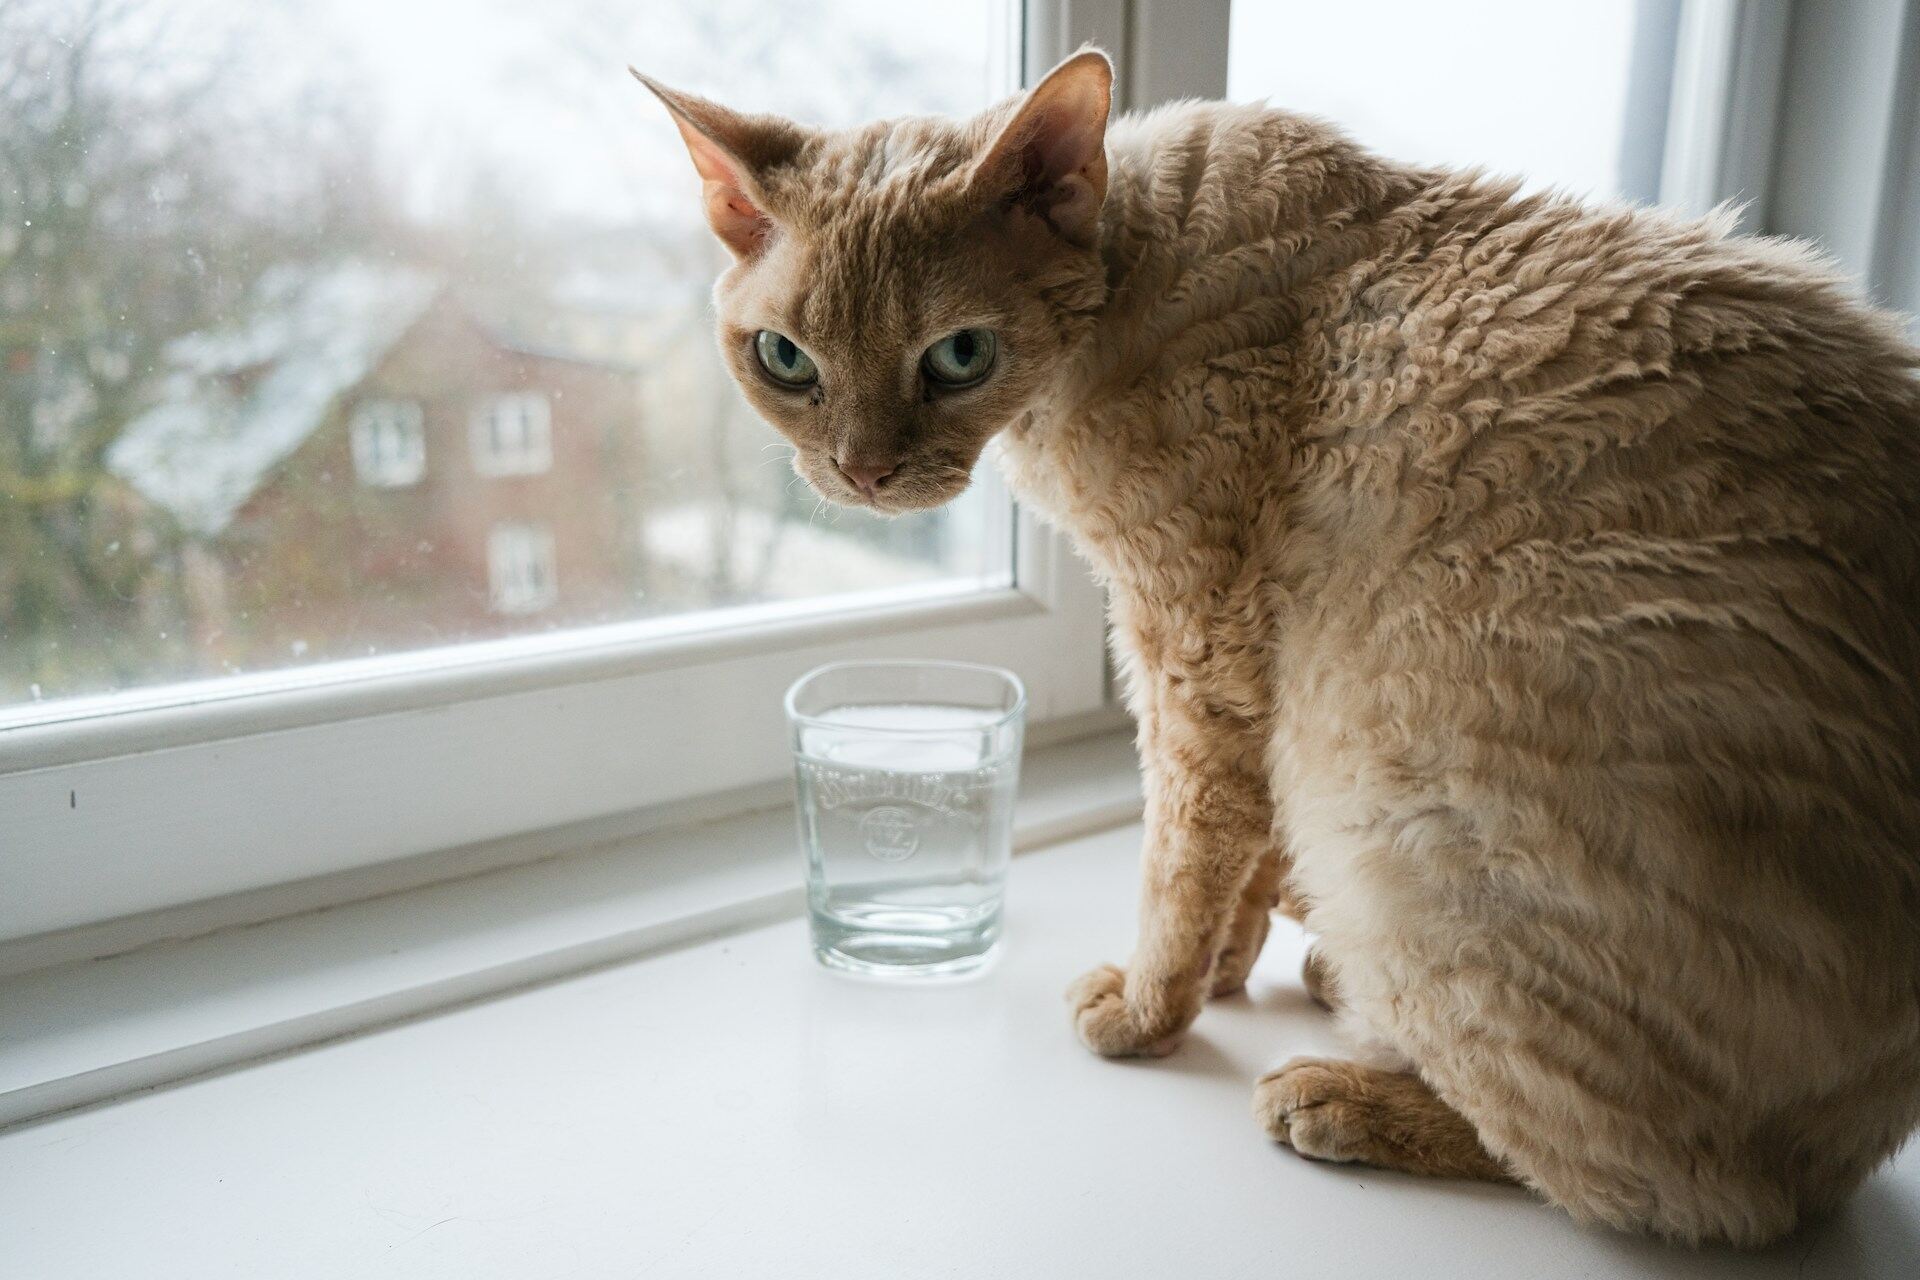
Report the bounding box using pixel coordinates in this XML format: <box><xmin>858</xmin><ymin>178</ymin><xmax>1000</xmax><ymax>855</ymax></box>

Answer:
<box><xmin>786</xmin><ymin>660</ymin><xmax>1026</xmax><ymax>976</ymax></box>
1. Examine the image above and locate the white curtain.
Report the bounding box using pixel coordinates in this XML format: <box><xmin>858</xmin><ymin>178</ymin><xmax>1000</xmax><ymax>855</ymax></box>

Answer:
<box><xmin>1767</xmin><ymin>0</ymin><xmax>1920</xmax><ymax>326</ymax></box>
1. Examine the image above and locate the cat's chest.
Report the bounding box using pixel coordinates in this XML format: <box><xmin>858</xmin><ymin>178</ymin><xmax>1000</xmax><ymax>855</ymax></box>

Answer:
<box><xmin>1000</xmin><ymin>374</ymin><xmax>1297</xmax><ymax>577</ymax></box>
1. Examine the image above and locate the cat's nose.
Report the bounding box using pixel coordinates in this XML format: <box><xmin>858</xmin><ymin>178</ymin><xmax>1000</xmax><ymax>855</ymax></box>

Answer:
<box><xmin>837</xmin><ymin>458</ymin><xmax>897</xmax><ymax>496</ymax></box>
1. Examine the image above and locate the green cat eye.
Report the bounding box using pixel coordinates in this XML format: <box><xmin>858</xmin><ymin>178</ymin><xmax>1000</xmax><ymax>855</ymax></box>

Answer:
<box><xmin>754</xmin><ymin>330</ymin><xmax>819</xmax><ymax>387</ymax></box>
<box><xmin>922</xmin><ymin>329</ymin><xmax>997</xmax><ymax>388</ymax></box>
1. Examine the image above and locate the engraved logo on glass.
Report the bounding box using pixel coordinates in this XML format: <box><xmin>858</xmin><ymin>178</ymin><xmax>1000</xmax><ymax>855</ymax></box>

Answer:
<box><xmin>796</xmin><ymin>760</ymin><xmax>1000</xmax><ymax>865</ymax></box>
<box><xmin>800</xmin><ymin>762</ymin><xmax>992</xmax><ymax>818</ymax></box>
<box><xmin>858</xmin><ymin>806</ymin><xmax>920</xmax><ymax>862</ymax></box>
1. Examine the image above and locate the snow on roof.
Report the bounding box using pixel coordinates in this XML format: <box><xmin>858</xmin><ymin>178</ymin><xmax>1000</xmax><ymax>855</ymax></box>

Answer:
<box><xmin>108</xmin><ymin>262</ymin><xmax>438</xmax><ymax>536</ymax></box>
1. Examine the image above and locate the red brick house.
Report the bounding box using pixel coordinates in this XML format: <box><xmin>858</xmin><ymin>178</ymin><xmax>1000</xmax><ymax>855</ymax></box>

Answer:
<box><xmin>109</xmin><ymin>262</ymin><xmax>646</xmax><ymax>668</ymax></box>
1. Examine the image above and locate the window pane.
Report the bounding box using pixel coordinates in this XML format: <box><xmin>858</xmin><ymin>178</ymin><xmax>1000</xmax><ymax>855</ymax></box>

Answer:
<box><xmin>0</xmin><ymin>0</ymin><xmax>1020</xmax><ymax>708</ymax></box>
<box><xmin>1227</xmin><ymin>1</ymin><xmax>1675</xmax><ymax>202</ymax></box>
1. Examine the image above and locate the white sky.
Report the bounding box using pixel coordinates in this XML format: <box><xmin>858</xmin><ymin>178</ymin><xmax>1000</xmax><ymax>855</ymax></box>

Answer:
<box><xmin>1229</xmin><ymin>0</ymin><xmax>1639</xmax><ymax>198</ymax></box>
<box><xmin>176</xmin><ymin>0</ymin><xmax>1021</xmax><ymax>227</ymax></box>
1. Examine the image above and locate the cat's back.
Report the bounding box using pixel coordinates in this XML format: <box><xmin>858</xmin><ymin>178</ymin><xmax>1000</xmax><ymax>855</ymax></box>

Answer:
<box><xmin>1100</xmin><ymin>100</ymin><xmax>1920</xmax><ymax>578</ymax></box>
<box><xmin>1283</xmin><ymin>167</ymin><xmax>1920</xmax><ymax>982</ymax></box>
<box><xmin>1307</xmin><ymin>164</ymin><xmax>1920</xmax><ymax>559</ymax></box>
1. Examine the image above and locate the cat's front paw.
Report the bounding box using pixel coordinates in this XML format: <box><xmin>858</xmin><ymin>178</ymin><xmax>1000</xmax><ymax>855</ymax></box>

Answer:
<box><xmin>1066</xmin><ymin>963</ymin><xmax>1184</xmax><ymax>1058</ymax></box>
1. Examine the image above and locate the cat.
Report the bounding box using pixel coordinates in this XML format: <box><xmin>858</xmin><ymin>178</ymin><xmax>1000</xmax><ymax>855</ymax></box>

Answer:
<box><xmin>637</xmin><ymin>49</ymin><xmax>1920</xmax><ymax>1246</ymax></box>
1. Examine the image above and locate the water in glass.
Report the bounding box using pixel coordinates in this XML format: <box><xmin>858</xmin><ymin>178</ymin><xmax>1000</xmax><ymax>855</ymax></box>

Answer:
<box><xmin>789</xmin><ymin>665</ymin><xmax>1023</xmax><ymax>976</ymax></box>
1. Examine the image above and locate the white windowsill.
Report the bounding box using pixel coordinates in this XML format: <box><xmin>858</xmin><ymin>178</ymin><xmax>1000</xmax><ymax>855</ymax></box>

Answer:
<box><xmin>0</xmin><ymin>729</ymin><xmax>1142</xmax><ymax>1130</ymax></box>
<box><xmin>4</xmin><ymin>814</ymin><xmax>1914</xmax><ymax>1278</ymax></box>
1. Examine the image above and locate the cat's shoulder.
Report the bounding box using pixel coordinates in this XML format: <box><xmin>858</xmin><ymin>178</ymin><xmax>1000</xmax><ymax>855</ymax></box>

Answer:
<box><xmin>1107</xmin><ymin>97</ymin><xmax>1366</xmax><ymax>172</ymax></box>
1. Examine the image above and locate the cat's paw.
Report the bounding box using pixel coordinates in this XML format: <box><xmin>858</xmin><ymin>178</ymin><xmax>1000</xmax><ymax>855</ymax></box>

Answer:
<box><xmin>1253</xmin><ymin>1057</ymin><xmax>1373</xmax><ymax>1163</ymax></box>
<box><xmin>1254</xmin><ymin>1056</ymin><xmax>1516</xmax><ymax>1183</ymax></box>
<box><xmin>1066</xmin><ymin>964</ymin><xmax>1183</xmax><ymax>1058</ymax></box>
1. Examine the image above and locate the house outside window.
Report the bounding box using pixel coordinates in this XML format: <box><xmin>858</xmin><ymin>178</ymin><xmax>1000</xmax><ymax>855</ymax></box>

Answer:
<box><xmin>471</xmin><ymin>392</ymin><xmax>552</xmax><ymax>477</ymax></box>
<box><xmin>348</xmin><ymin>399</ymin><xmax>425</xmax><ymax>487</ymax></box>
<box><xmin>488</xmin><ymin>522</ymin><xmax>558</xmax><ymax>614</ymax></box>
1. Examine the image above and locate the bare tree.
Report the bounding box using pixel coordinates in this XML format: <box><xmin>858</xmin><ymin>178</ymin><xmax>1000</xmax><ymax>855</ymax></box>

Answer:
<box><xmin>0</xmin><ymin>0</ymin><xmax>386</xmax><ymax>697</ymax></box>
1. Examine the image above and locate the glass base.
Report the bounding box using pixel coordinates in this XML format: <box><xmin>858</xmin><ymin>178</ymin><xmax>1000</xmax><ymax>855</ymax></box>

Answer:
<box><xmin>810</xmin><ymin>908</ymin><xmax>1001</xmax><ymax>979</ymax></box>
<box><xmin>812</xmin><ymin>940</ymin><xmax>1000</xmax><ymax>979</ymax></box>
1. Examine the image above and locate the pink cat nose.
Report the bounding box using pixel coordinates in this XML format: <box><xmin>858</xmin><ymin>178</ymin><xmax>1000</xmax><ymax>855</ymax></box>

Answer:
<box><xmin>837</xmin><ymin>459</ymin><xmax>897</xmax><ymax>495</ymax></box>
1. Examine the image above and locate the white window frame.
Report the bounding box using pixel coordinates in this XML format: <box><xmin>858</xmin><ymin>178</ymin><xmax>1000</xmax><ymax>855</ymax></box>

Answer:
<box><xmin>0</xmin><ymin>0</ymin><xmax>1770</xmax><ymax>955</ymax></box>
<box><xmin>470</xmin><ymin>392</ymin><xmax>553</xmax><ymax>477</ymax></box>
<box><xmin>0</xmin><ymin>4</ymin><xmax>1129</xmax><ymax>948</ymax></box>
<box><xmin>488</xmin><ymin>522</ymin><xmax>559</xmax><ymax>615</ymax></box>
<box><xmin>348</xmin><ymin>398</ymin><xmax>426</xmax><ymax>487</ymax></box>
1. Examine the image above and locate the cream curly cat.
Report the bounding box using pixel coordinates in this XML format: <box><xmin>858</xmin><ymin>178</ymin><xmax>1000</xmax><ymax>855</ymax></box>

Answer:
<box><xmin>641</xmin><ymin>51</ymin><xmax>1920</xmax><ymax>1245</ymax></box>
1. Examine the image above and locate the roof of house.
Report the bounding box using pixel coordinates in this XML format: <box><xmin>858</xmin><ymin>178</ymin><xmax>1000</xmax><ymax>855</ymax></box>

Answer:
<box><xmin>108</xmin><ymin>262</ymin><xmax>439</xmax><ymax>536</ymax></box>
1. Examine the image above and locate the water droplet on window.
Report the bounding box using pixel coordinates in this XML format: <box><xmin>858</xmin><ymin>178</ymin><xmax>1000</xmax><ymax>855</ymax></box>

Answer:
<box><xmin>291</xmin><ymin>639</ymin><xmax>309</xmax><ymax>656</ymax></box>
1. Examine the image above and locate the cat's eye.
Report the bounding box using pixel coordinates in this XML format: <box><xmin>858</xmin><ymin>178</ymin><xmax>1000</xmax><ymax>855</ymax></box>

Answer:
<box><xmin>753</xmin><ymin>330</ymin><xmax>819</xmax><ymax>387</ymax></box>
<box><xmin>921</xmin><ymin>329</ymin><xmax>997</xmax><ymax>388</ymax></box>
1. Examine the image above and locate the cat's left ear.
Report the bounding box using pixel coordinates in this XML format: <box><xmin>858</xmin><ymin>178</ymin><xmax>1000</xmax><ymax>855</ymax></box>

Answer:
<box><xmin>971</xmin><ymin>48</ymin><xmax>1113</xmax><ymax>248</ymax></box>
<box><xmin>632</xmin><ymin>70</ymin><xmax>809</xmax><ymax>259</ymax></box>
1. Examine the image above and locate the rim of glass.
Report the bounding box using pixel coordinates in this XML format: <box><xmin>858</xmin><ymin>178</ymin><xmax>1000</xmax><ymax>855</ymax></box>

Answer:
<box><xmin>784</xmin><ymin>659</ymin><xmax>1028</xmax><ymax>734</ymax></box>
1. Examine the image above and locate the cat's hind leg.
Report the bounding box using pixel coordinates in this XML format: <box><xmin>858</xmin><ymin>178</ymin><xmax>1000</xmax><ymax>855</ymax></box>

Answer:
<box><xmin>1208</xmin><ymin>846</ymin><xmax>1285</xmax><ymax>997</ymax></box>
<box><xmin>1300</xmin><ymin>945</ymin><xmax>1338</xmax><ymax>1010</ymax></box>
<box><xmin>1254</xmin><ymin>1057</ymin><xmax>1514</xmax><ymax>1183</ymax></box>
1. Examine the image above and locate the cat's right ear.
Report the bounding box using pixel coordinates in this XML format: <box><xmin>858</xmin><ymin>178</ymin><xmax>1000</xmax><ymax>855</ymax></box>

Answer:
<box><xmin>632</xmin><ymin>70</ymin><xmax>806</xmax><ymax>259</ymax></box>
<box><xmin>971</xmin><ymin>48</ymin><xmax>1114</xmax><ymax>248</ymax></box>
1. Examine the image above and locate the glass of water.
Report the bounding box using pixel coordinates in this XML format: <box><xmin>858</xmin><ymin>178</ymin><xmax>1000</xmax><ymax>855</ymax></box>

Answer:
<box><xmin>786</xmin><ymin>660</ymin><xmax>1025</xmax><ymax>977</ymax></box>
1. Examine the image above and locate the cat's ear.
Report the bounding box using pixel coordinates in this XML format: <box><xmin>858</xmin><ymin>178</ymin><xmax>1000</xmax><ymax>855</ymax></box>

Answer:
<box><xmin>972</xmin><ymin>48</ymin><xmax>1113</xmax><ymax>247</ymax></box>
<box><xmin>632</xmin><ymin>70</ymin><xmax>808</xmax><ymax>259</ymax></box>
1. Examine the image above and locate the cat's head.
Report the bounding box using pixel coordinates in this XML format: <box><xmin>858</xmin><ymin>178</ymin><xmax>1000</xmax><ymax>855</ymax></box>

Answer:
<box><xmin>636</xmin><ymin>51</ymin><xmax>1113</xmax><ymax>513</ymax></box>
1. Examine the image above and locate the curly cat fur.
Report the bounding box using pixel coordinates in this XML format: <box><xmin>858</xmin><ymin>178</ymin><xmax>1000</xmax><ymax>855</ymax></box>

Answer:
<box><xmin>645</xmin><ymin>52</ymin><xmax>1920</xmax><ymax>1246</ymax></box>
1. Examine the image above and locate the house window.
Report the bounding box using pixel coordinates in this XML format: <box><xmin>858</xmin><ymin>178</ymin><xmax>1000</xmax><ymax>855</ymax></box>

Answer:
<box><xmin>488</xmin><ymin>522</ymin><xmax>558</xmax><ymax>614</ymax></box>
<box><xmin>348</xmin><ymin>399</ymin><xmax>425</xmax><ymax>487</ymax></box>
<box><xmin>470</xmin><ymin>393</ymin><xmax>552</xmax><ymax>477</ymax></box>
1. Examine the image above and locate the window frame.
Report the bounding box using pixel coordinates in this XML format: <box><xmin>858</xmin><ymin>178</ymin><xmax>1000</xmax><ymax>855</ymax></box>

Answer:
<box><xmin>0</xmin><ymin>508</ymin><xmax>1107</xmax><ymax>942</ymax></box>
<box><xmin>0</xmin><ymin>0</ymin><xmax>1762</xmax><ymax>951</ymax></box>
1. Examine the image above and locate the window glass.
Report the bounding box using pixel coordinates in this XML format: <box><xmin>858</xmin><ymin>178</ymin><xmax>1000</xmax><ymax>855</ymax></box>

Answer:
<box><xmin>1227</xmin><ymin>1</ymin><xmax>1675</xmax><ymax>201</ymax></box>
<box><xmin>0</xmin><ymin>0</ymin><xmax>1020</xmax><ymax>709</ymax></box>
